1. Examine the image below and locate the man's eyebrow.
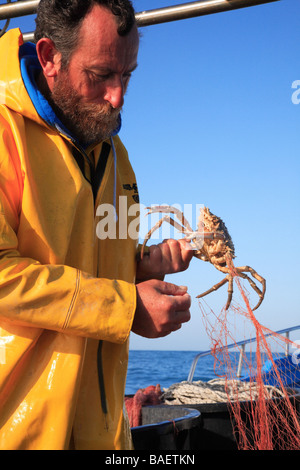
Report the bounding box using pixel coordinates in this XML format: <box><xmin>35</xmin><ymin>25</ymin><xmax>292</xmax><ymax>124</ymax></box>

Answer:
<box><xmin>88</xmin><ymin>63</ymin><xmax>138</xmax><ymax>74</ymax></box>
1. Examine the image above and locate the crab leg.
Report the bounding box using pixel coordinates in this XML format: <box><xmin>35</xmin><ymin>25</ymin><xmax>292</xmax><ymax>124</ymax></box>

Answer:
<box><xmin>140</xmin><ymin>215</ymin><xmax>186</xmax><ymax>258</ymax></box>
<box><xmin>196</xmin><ymin>274</ymin><xmax>234</xmax><ymax>310</ymax></box>
<box><xmin>196</xmin><ymin>276</ymin><xmax>230</xmax><ymax>300</ymax></box>
<box><xmin>140</xmin><ymin>210</ymin><xmax>224</xmax><ymax>259</ymax></box>
<box><xmin>146</xmin><ymin>205</ymin><xmax>193</xmax><ymax>233</ymax></box>
<box><xmin>235</xmin><ymin>266</ymin><xmax>266</xmax><ymax>311</ymax></box>
<box><xmin>235</xmin><ymin>267</ymin><xmax>266</xmax><ymax>311</ymax></box>
<box><xmin>235</xmin><ymin>266</ymin><xmax>266</xmax><ymax>293</ymax></box>
<box><xmin>226</xmin><ymin>277</ymin><xmax>234</xmax><ymax>310</ymax></box>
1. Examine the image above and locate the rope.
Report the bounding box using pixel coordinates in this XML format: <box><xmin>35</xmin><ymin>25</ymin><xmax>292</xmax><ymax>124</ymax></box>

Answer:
<box><xmin>162</xmin><ymin>379</ymin><xmax>285</xmax><ymax>405</ymax></box>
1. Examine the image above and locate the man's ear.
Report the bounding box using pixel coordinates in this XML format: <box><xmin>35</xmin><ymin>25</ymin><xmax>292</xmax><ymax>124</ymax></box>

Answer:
<box><xmin>36</xmin><ymin>38</ymin><xmax>62</xmax><ymax>79</ymax></box>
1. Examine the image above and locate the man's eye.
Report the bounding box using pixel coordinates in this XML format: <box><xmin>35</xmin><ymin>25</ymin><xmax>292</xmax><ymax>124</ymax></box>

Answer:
<box><xmin>89</xmin><ymin>72</ymin><xmax>110</xmax><ymax>82</ymax></box>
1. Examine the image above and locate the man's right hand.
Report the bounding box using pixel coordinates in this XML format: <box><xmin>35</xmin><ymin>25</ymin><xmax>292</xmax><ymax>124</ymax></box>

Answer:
<box><xmin>132</xmin><ymin>279</ymin><xmax>191</xmax><ymax>338</ymax></box>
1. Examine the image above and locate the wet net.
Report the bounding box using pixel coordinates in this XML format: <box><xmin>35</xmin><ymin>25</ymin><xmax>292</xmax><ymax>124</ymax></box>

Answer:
<box><xmin>190</xmin><ymin>265</ymin><xmax>300</xmax><ymax>450</ymax></box>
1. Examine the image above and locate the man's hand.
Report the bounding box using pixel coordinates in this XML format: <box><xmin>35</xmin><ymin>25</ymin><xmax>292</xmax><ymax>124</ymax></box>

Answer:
<box><xmin>136</xmin><ymin>239</ymin><xmax>193</xmax><ymax>282</ymax></box>
<box><xmin>132</xmin><ymin>279</ymin><xmax>191</xmax><ymax>338</ymax></box>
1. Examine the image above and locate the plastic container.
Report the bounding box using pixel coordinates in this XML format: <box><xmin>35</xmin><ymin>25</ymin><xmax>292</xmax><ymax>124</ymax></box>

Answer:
<box><xmin>131</xmin><ymin>389</ymin><xmax>300</xmax><ymax>450</ymax></box>
<box><xmin>164</xmin><ymin>388</ymin><xmax>300</xmax><ymax>450</ymax></box>
<box><xmin>131</xmin><ymin>405</ymin><xmax>202</xmax><ymax>450</ymax></box>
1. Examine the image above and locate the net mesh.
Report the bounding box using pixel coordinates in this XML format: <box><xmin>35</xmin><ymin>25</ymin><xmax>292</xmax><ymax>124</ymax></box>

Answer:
<box><xmin>195</xmin><ymin>262</ymin><xmax>300</xmax><ymax>450</ymax></box>
<box><xmin>133</xmin><ymin>205</ymin><xmax>300</xmax><ymax>449</ymax></box>
<box><xmin>126</xmin><ymin>266</ymin><xmax>300</xmax><ymax>448</ymax></box>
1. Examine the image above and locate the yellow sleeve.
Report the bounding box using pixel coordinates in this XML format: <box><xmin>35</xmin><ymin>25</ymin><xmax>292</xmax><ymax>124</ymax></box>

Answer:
<box><xmin>0</xmin><ymin>210</ymin><xmax>136</xmax><ymax>342</ymax></box>
<box><xmin>0</xmin><ymin>115</ymin><xmax>136</xmax><ymax>343</ymax></box>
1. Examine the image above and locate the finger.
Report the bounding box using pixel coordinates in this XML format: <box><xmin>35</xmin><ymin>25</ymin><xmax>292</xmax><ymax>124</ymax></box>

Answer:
<box><xmin>177</xmin><ymin>238</ymin><xmax>193</xmax><ymax>251</ymax></box>
<box><xmin>137</xmin><ymin>244</ymin><xmax>162</xmax><ymax>271</ymax></box>
<box><xmin>163</xmin><ymin>239</ymin><xmax>183</xmax><ymax>263</ymax></box>
<box><xmin>148</xmin><ymin>244</ymin><xmax>164</xmax><ymax>263</ymax></box>
<box><xmin>177</xmin><ymin>238</ymin><xmax>194</xmax><ymax>261</ymax></box>
<box><xmin>171</xmin><ymin>323</ymin><xmax>182</xmax><ymax>332</ymax></box>
<box><xmin>169</xmin><ymin>309</ymin><xmax>191</xmax><ymax>332</ymax></box>
<box><xmin>163</xmin><ymin>239</ymin><xmax>193</xmax><ymax>270</ymax></box>
<box><xmin>158</xmin><ymin>281</ymin><xmax>188</xmax><ymax>296</ymax></box>
<box><xmin>173</xmin><ymin>309</ymin><xmax>191</xmax><ymax>324</ymax></box>
<box><xmin>169</xmin><ymin>293</ymin><xmax>191</xmax><ymax>316</ymax></box>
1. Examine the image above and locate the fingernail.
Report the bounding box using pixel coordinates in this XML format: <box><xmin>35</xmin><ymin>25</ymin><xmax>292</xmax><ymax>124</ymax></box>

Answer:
<box><xmin>179</xmin><ymin>285</ymin><xmax>188</xmax><ymax>291</ymax></box>
<box><xmin>182</xmin><ymin>240</ymin><xmax>191</xmax><ymax>249</ymax></box>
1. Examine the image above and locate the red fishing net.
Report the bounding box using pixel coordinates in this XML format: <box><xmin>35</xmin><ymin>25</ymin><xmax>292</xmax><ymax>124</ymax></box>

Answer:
<box><xmin>126</xmin><ymin>271</ymin><xmax>300</xmax><ymax>449</ymax></box>
<box><xmin>198</xmin><ymin>263</ymin><xmax>300</xmax><ymax>450</ymax></box>
<box><xmin>132</xmin><ymin>205</ymin><xmax>300</xmax><ymax>449</ymax></box>
<box><xmin>125</xmin><ymin>385</ymin><xmax>162</xmax><ymax>427</ymax></box>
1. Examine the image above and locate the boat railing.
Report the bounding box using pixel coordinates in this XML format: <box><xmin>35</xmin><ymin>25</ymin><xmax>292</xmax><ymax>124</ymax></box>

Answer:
<box><xmin>0</xmin><ymin>0</ymin><xmax>280</xmax><ymax>41</ymax></box>
<box><xmin>187</xmin><ymin>324</ymin><xmax>300</xmax><ymax>382</ymax></box>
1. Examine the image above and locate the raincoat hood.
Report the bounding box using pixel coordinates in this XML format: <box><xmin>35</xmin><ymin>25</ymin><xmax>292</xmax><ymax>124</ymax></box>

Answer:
<box><xmin>1</xmin><ymin>29</ymin><xmax>122</xmax><ymax>141</ymax></box>
<box><xmin>0</xmin><ymin>29</ymin><xmax>44</xmax><ymax>124</ymax></box>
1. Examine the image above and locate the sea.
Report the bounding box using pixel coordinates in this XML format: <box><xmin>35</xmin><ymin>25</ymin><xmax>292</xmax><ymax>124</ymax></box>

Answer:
<box><xmin>125</xmin><ymin>349</ymin><xmax>275</xmax><ymax>395</ymax></box>
<box><xmin>125</xmin><ymin>350</ymin><xmax>217</xmax><ymax>395</ymax></box>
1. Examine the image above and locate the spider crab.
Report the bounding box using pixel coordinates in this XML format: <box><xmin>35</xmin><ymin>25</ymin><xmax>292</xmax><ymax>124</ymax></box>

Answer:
<box><xmin>140</xmin><ymin>205</ymin><xmax>266</xmax><ymax>311</ymax></box>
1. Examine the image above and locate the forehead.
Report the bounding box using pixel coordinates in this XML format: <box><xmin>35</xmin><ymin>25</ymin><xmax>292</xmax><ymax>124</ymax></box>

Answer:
<box><xmin>72</xmin><ymin>4</ymin><xmax>139</xmax><ymax>70</ymax></box>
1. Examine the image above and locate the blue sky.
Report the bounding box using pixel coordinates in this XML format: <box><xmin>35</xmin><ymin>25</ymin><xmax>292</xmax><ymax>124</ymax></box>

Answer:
<box><xmin>2</xmin><ymin>0</ymin><xmax>299</xmax><ymax>351</ymax></box>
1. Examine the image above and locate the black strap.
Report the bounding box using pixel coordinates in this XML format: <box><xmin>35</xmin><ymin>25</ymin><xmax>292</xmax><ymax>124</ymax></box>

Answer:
<box><xmin>91</xmin><ymin>142</ymin><xmax>111</xmax><ymax>201</ymax></box>
<box><xmin>97</xmin><ymin>340</ymin><xmax>108</xmax><ymax>415</ymax></box>
<box><xmin>71</xmin><ymin>142</ymin><xmax>111</xmax><ymax>201</ymax></box>
<box><xmin>72</xmin><ymin>143</ymin><xmax>111</xmax><ymax>417</ymax></box>
<box><xmin>71</xmin><ymin>147</ymin><xmax>91</xmax><ymax>185</ymax></box>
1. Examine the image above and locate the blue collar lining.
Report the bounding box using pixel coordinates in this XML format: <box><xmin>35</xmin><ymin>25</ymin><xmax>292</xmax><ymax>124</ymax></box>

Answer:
<box><xmin>19</xmin><ymin>42</ymin><xmax>121</xmax><ymax>147</ymax></box>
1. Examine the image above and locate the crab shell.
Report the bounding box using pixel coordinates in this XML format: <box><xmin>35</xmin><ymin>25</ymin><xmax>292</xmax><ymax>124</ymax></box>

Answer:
<box><xmin>194</xmin><ymin>207</ymin><xmax>235</xmax><ymax>269</ymax></box>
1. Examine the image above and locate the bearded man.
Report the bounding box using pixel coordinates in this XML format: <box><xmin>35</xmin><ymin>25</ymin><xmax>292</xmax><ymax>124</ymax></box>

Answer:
<box><xmin>0</xmin><ymin>0</ymin><xmax>192</xmax><ymax>450</ymax></box>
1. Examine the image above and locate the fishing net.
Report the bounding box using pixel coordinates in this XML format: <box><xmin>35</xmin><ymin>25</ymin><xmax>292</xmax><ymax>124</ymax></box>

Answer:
<box><xmin>126</xmin><ymin>269</ymin><xmax>300</xmax><ymax>449</ymax></box>
<box><xmin>189</xmin><ymin>265</ymin><xmax>300</xmax><ymax>450</ymax></box>
<box><xmin>125</xmin><ymin>385</ymin><xmax>162</xmax><ymax>427</ymax></box>
<box><xmin>131</xmin><ymin>205</ymin><xmax>300</xmax><ymax>449</ymax></box>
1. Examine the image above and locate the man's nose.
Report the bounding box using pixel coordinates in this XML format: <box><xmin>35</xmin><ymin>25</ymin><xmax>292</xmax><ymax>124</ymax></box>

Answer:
<box><xmin>104</xmin><ymin>78</ymin><xmax>124</xmax><ymax>109</ymax></box>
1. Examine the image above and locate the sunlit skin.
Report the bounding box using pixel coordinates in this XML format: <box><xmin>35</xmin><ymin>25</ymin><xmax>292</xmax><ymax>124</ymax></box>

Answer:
<box><xmin>36</xmin><ymin>4</ymin><xmax>193</xmax><ymax>338</ymax></box>
<box><xmin>66</xmin><ymin>10</ymin><xmax>139</xmax><ymax>110</ymax></box>
<box><xmin>37</xmin><ymin>4</ymin><xmax>139</xmax><ymax>110</ymax></box>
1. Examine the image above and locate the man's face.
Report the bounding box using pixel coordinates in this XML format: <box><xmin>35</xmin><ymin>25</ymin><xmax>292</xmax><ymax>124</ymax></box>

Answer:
<box><xmin>51</xmin><ymin>5</ymin><xmax>139</xmax><ymax>145</ymax></box>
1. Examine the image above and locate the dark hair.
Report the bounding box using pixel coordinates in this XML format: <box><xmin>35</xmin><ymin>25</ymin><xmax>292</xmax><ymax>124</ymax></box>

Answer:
<box><xmin>34</xmin><ymin>0</ymin><xmax>136</xmax><ymax>66</ymax></box>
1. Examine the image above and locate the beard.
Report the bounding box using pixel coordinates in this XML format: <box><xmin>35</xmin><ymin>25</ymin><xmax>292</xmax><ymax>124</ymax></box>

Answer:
<box><xmin>49</xmin><ymin>70</ymin><xmax>121</xmax><ymax>146</ymax></box>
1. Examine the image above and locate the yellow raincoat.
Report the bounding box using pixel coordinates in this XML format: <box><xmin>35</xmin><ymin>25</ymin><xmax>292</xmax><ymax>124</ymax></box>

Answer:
<box><xmin>0</xmin><ymin>29</ymin><xmax>139</xmax><ymax>450</ymax></box>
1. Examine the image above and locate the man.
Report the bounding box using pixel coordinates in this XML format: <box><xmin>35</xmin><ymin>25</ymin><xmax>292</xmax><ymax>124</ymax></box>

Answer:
<box><xmin>0</xmin><ymin>0</ymin><xmax>192</xmax><ymax>450</ymax></box>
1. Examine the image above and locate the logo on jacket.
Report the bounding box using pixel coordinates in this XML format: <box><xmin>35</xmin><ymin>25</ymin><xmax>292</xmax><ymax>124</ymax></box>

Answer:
<box><xmin>123</xmin><ymin>183</ymin><xmax>139</xmax><ymax>203</ymax></box>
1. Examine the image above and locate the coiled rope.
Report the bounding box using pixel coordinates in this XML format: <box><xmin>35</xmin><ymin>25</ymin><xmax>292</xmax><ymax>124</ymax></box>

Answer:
<box><xmin>162</xmin><ymin>379</ymin><xmax>285</xmax><ymax>405</ymax></box>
